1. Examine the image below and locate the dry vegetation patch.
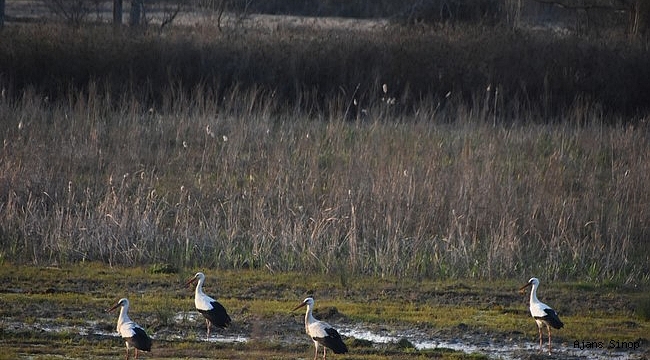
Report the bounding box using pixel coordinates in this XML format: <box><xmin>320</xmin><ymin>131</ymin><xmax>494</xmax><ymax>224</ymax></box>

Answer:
<box><xmin>0</xmin><ymin>78</ymin><xmax>649</xmax><ymax>283</ymax></box>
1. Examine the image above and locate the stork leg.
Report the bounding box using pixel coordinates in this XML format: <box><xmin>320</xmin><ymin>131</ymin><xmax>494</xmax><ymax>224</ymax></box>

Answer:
<box><xmin>135</xmin><ymin>348</ymin><xmax>139</xmax><ymax>359</ymax></box>
<box><xmin>313</xmin><ymin>341</ymin><xmax>319</xmax><ymax>360</ymax></box>
<box><xmin>537</xmin><ymin>325</ymin><xmax>543</xmax><ymax>352</ymax></box>
<box><xmin>546</xmin><ymin>323</ymin><xmax>552</xmax><ymax>353</ymax></box>
<box><xmin>206</xmin><ymin>319</ymin><xmax>211</xmax><ymax>339</ymax></box>
<box><xmin>322</xmin><ymin>346</ymin><xmax>327</xmax><ymax>359</ymax></box>
<box><xmin>125</xmin><ymin>346</ymin><xmax>129</xmax><ymax>360</ymax></box>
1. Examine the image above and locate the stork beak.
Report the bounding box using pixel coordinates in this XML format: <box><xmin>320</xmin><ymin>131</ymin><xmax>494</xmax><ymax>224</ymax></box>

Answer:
<box><xmin>184</xmin><ymin>276</ymin><xmax>197</xmax><ymax>287</ymax></box>
<box><xmin>106</xmin><ymin>303</ymin><xmax>120</xmax><ymax>313</ymax></box>
<box><xmin>519</xmin><ymin>282</ymin><xmax>532</xmax><ymax>294</ymax></box>
<box><xmin>292</xmin><ymin>301</ymin><xmax>307</xmax><ymax>311</ymax></box>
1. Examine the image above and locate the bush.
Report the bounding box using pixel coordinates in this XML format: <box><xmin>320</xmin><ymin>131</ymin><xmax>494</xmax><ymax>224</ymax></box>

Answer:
<box><xmin>1</xmin><ymin>23</ymin><xmax>649</xmax><ymax>118</ymax></box>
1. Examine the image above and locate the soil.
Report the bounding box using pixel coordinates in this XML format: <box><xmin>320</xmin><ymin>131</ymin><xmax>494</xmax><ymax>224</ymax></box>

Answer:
<box><xmin>1</xmin><ymin>266</ymin><xmax>648</xmax><ymax>359</ymax></box>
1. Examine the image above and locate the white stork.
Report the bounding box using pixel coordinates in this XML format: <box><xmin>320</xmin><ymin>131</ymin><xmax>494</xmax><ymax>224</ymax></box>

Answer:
<box><xmin>292</xmin><ymin>297</ymin><xmax>348</xmax><ymax>360</ymax></box>
<box><xmin>185</xmin><ymin>272</ymin><xmax>231</xmax><ymax>338</ymax></box>
<box><xmin>520</xmin><ymin>277</ymin><xmax>564</xmax><ymax>353</ymax></box>
<box><xmin>106</xmin><ymin>298</ymin><xmax>152</xmax><ymax>360</ymax></box>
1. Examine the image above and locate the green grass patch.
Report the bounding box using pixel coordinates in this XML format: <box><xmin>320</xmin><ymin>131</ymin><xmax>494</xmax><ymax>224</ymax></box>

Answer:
<box><xmin>1</xmin><ymin>264</ymin><xmax>648</xmax><ymax>359</ymax></box>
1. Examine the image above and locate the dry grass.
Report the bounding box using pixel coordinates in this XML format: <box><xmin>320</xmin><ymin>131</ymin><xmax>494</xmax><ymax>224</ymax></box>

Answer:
<box><xmin>0</xmin><ymin>21</ymin><xmax>649</xmax><ymax>283</ymax></box>
<box><xmin>0</xmin><ymin>79</ymin><xmax>649</xmax><ymax>283</ymax></box>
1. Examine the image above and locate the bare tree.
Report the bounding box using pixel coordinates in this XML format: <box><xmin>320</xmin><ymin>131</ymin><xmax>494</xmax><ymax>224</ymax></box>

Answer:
<box><xmin>113</xmin><ymin>0</ymin><xmax>123</xmax><ymax>25</ymax></box>
<box><xmin>1</xmin><ymin>0</ymin><xmax>5</xmax><ymax>28</ymax></box>
<box><xmin>195</xmin><ymin>0</ymin><xmax>227</xmax><ymax>30</ymax></box>
<box><xmin>129</xmin><ymin>0</ymin><xmax>144</xmax><ymax>26</ymax></box>
<box><xmin>215</xmin><ymin>0</ymin><xmax>226</xmax><ymax>30</ymax></box>
<box><xmin>194</xmin><ymin>0</ymin><xmax>253</xmax><ymax>31</ymax></box>
<box><xmin>159</xmin><ymin>0</ymin><xmax>185</xmax><ymax>31</ymax></box>
<box><xmin>44</xmin><ymin>0</ymin><xmax>94</xmax><ymax>26</ymax></box>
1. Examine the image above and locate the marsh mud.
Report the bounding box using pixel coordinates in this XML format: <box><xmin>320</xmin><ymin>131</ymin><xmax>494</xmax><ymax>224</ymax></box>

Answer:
<box><xmin>1</xmin><ymin>303</ymin><xmax>646</xmax><ymax>359</ymax></box>
<box><xmin>1</xmin><ymin>268</ymin><xmax>648</xmax><ymax>359</ymax></box>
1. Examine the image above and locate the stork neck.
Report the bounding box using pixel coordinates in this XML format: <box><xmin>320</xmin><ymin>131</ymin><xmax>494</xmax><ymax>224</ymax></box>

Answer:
<box><xmin>304</xmin><ymin>304</ymin><xmax>317</xmax><ymax>324</ymax></box>
<box><xmin>195</xmin><ymin>277</ymin><xmax>206</xmax><ymax>297</ymax></box>
<box><xmin>529</xmin><ymin>283</ymin><xmax>540</xmax><ymax>304</ymax></box>
<box><xmin>118</xmin><ymin>306</ymin><xmax>131</xmax><ymax>326</ymax></box>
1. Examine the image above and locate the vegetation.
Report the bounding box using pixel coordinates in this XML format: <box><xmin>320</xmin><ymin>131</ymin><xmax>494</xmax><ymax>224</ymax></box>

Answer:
<box><xmin>0</xmin><ymin>263</ymin><xmax>647</xmax><ymax>359</ymax></box>
<box><xmin>0</xmin><ymin>18</ymin><xmax>649</xmax><ymax>283</ymax></box>
<box><xmin>1</xmin><ymin>6</ymin><xmax>649</xmax><ymax>360</ymax></box>
<box><xmin>2</xmin><ymin>22</ymin><xmax>650</xmax><ymax>117</ymax></box>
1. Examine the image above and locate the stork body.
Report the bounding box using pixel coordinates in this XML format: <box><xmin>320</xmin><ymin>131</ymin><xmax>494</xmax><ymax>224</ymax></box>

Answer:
<box><xmin>293</xmin><ymin>297</ymin><xmax>348</xmax><ymax>360</ymax></box>
<box><xmin>106</xmin><ymin>298</ymin><xmax>152</xmax><ymax>360</ymax></box>
<box><xmin>520</xmin><ymin>277</ymin><xmax>564</xmax><ymax>353</ymax></box>
<box><xmin>185</xmin><ymin>272</ymin><xmax>231</xmax><ymax>338</ymax></box>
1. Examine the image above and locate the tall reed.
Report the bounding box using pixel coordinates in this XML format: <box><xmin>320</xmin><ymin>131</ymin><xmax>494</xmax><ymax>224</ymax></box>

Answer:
<box><xmin>0</xmin><ymin>83</ymin><xmax>648</xmax><ymax>284</ymax></box>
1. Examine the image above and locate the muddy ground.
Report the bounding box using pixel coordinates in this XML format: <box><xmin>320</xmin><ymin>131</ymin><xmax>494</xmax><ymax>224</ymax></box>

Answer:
<box><xmin>0</xmin><ymin>264</ymin><xmax>648</xmax><ymax>359</ymax></box>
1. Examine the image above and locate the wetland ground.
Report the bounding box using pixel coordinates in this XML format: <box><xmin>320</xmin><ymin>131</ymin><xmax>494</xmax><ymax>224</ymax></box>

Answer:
<box><xmin>2</xmin><ymin>3</ymin><xmax>650</xmax><ymax>359</ymax></box>
<box><xmin>0</xmin><ymin>263</ymin><xmax>648</xmax><ymax>359</ymax></box>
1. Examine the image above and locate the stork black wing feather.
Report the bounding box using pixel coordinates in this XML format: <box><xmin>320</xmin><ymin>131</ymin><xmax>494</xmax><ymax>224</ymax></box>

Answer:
<box><xmin>198</xmin><ymin>301</ymin><xmax>231</xmax><ymax>328</ymax></box>
<box><xmin>126</xmin><ymin>326</ymin><xmax>152</xmax><ymax>351</ymax></box>
<box><xmin>542</xmin><ymin>308</ymin><xmax>564</xmax><ymax>329</ymax></box>
<box><xmin>314</xmin><ymin>327</ymin><xmax>348</xmax><ymax>354</ymax></box>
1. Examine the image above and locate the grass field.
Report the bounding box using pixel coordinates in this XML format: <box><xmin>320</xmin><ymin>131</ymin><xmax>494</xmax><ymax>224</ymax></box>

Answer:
<box><xmin>0</xmin><ymin>263</ymin><xmax>648</xmax><ymax>359</ymax></box>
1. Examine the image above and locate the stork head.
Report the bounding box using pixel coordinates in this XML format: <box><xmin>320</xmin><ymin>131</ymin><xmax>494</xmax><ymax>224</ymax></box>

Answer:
<box><xmin>185</xmin><ymin>271</ymin><xmax>205</xmax><ymax>287</ymax></box>
<box><xmin>519</xmin><ymin>277</ymin><xmax>540</xmax><ymax>293</ymax></box>
<box><xmin>106</xmin><ymin>298</ymin><xmax>129</xmax><ymax>313</ymax></box>
<box><xmin>292</xmin><ymin>296</ymin><xmax>315</xmax><ymax>311</ymax></box>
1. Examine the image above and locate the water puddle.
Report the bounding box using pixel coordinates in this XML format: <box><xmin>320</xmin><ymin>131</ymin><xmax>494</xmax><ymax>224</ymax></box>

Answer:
<box><xmin>339</xmin><ymin>324</ymin><xmax>640</xmax><ymax>360</ymax></box>
<box><xmin>172</xmin><ymin>311</ymin><xmax>248</xmax><ymax>343</ymax></box>
<box><xmin>2</xmin><ymin>316</ymin><xmax>641</xmax><ymax>360</ymax></box>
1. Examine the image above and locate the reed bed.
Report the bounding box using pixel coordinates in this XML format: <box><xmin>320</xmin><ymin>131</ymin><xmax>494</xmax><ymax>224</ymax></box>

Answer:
<box><xmin>0</xmin><ymin>82</ymin><xmax>648</xmax><ymax>283</ymax></box>
<box><xmin>0</xmin><ymin>23</ymin><xmax>649</xmax><ymax>283</ymax></box>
